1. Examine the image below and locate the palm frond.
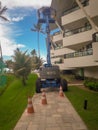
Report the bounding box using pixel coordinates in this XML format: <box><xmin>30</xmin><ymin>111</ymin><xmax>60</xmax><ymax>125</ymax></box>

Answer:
<box><xmin>16</xmin><ymin>67</ymin><xmax>26</xmax><ymax>72</ymax></box>
<box><xmin>24</xmin><ymin>57</ymin><xmax>31</xmax><ymax>64</ymax></box>
<box><xmin>33</xmin><ymin>24</ymin><xmax>38</xmax><ymax>29</ymax></box>
<box><xmin>31</xmin><ymin>28</ymin><xmax>36</xmax><ymax>32</ymax></box>
<box><xmin>32</xmin><ymin>23</ymin><xmax>45</xmax><ymax>33</ymax></box>
<box><xmin>0</xmin><ymin>15</ymin><xmax>9</xmax><ymax>21</ymax></box>
<box><xmin>0</xmin><ymin>6</ymin><xmax>7</xmax><ymax>15</ymax></box>
<box><xmin>23</xmin><ymin>50</ymin><xmax>28</xmax><ymax>55</ymax></box>
<box><xmin>0</xmin><ymin>2</ymin><xmax>9</xmax><ymax>21</ymax></box>
<box><xmin>40</xmin><ymin>30</ymin><xmax>45</xmax><ymax>34</ymax></box>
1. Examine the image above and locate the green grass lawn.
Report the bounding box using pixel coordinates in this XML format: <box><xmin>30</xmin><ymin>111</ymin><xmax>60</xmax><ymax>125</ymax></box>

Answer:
<box><xmin>0</xmin><ymin>74</ymin><xmax>15</xmax><ymax>96</ymax></box>
<box><xmin>0</xmin><ymin>73</ymin><xmax>38</xmax><ymax>130</ymax></box>
<box><xmin>65</xmin><ymin>86</ymin><xmax>98</xmax><ymax>130</ymax></box>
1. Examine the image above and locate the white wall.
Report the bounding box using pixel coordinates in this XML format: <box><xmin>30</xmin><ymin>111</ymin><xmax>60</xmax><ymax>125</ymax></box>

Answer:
<box><xmin>84</xmin><ymin>66</ymin><xmax>98</xmax><ymax>79</ymax></box>
<box><xmin>89</xmin><ymin>0</ymin><xmax>98</xmax><ymax>17</ymax></box>
<box><xmin>92</xmin><ymin>42</ymin><xmax>98</xmax><ymax>62</ymax></box>
<box><xmin>63</xmin><ymin>29</ymin><xmax>93</xmax><ymax>47</ymax></box>
<box><xmin>64</xmin><ymin>55</ymin><xmax>98</xmax><ymax>68</ymax></box>
<box><xmin>51</xmin><ymin>48</ymin><xmax>74</xmax><ymax>56</ymax></box>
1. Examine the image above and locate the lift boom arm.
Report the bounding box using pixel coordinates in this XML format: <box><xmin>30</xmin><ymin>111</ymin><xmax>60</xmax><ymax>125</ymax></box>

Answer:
<box><xmin>38</xmin><ymin>7</ymin><xmax>56</xmax><ymax>66</ymax></box>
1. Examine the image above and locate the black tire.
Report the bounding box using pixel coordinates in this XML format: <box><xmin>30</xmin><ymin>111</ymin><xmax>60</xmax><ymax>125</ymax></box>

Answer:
<box><xmin>60</xmin><ymin>78</ymin><xmax>68</xmax><ymax>92</ymax></box>
<box><xmin>57</xmin><ymin>78</ymin><xmax>61</xmax><ymax>84</ymax></box>
<box><xmin>36</xmin><ymin>78</ymin><xmax>41</xmax><ymax>93</ymax></box>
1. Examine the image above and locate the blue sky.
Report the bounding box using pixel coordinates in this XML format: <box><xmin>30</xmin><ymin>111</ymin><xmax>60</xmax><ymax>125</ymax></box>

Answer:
<box><xmin>0</xmin><ymin>0</ymin><xmax>52</xmax><ymax>61</ymax></box>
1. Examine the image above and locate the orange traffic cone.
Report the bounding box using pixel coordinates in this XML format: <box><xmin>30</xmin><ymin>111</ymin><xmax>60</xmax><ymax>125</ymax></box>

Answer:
<box><xmin>41</xmin><ymin>90</ymin><xmax>47</xmax><ymax>105</ymax></box>
<box><xmin>27</xmin><ymin>96</ymin><xmax>34</xmax><ymax>113</ymax></box>
<box><xmin>59</xmin><ymin>86</ymin><xmax>64</xmax><ymax>97</ymax></box>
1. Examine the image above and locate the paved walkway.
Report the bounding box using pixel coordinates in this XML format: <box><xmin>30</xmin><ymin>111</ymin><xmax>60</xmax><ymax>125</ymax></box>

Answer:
<box><xmin>14</xmin><ymin>90</ymin><xmax>88</xmax><ymax>130</ymax></box>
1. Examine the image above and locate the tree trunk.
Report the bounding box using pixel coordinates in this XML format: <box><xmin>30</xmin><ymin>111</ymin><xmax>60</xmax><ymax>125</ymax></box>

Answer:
<box><xmin>22</xmin><ymin>76</ymin><xmax>26</xmax><ymax>86</ymax></box>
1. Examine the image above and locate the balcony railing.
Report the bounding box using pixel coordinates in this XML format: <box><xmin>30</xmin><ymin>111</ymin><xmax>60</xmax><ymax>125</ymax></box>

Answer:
<box><xmin>92</xmin><ymin>32</ymin><xmax>98</xmax><ymax>42</ymax></box>
<box><xmin>64</xmin><ymin>48</ymin><xmax>93</xmax><ymax>59</ymax></box>
<box><xmin>51</xmin><ymin>43</ymin><xmax>63</xmax><ymax>50</ymax></box>
<box><xmin>54</xmin><ymin>58</ymin><xmax>64</xmax><ymax>64</ymax></box>
<box><xmin>62</xmin><ymin>0</ymin><xmax>89</xmax><ymax>16</ymax></box>
<box><xmin>53</xmin><ymin>31</ymin><xmax>61</xmax><ymax>36</ymax></box>
<box><xmin>64</xmin><ymin>24</ymin><xmax>92</xmax><ymax>37</ymax></box>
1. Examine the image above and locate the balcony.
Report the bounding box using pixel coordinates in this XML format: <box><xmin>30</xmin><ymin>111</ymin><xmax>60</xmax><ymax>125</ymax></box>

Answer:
<box><xmin>63</xmin><ymin>28</ymin><xmax>93</xmax><ymax>48</ymax></box>
<box><xmin>63</xmin><ymin>46</ymin><xmax>98</xmax><ymax>68</ymax></box>
<box><xmin>54</xmin><ymin>58</ymin><xmax>64</xmax><ymax>64</ymax></box>
<box><xmin>51</xmin><ymin>61</ymin><xmax>69</xmax><ymax>70</ymax></box>
<box><xmin>51</xmin><ymin>48</ymin><xmax>93</xmax><ymax>60</ymax></box>
<box><xmin>92</xmin><ymin>32</ymin><xmax>98</xmax><ymax>42</ymax></box>
<box><xmin>51</xmin><ymin>42</ymin><xmax>63</xmax><ymax>51</ymax></box>
<box><xmin>64</xmin><ymin>24</ymin><xmax>92</xmax><ymax>37</ymax></box>
<box><xmin>52</xmin><ymin>31</ymin><xmax>62</xmax><ymax>42</ymax></box>
<box><xmin>51</xmin><ymin>47</ymin><xmax>98</xmax><ymax>69</ymax></box>
<box><xmin>64</xmin><ymin>55</ymin><xmax>96</xmax><ymax>68</ymax></box>
<box><xmin>64</xmin><ymin>48</ymin><xmax>93</xmax><ymax>59</ymax></box>
<box><xmin>51</xmin><ymin>47</ymin><xmax>66</xmax><ymax>57</ymax></box>
<box><xmin>53</xmin><ymin>31</ymin><xmax>61</xmax><ymax>36</ymax></box>
<box><xmin>62</xmin><ymin>1</ymin><xmax>89</xmax><ymax>26</ymax></box>
<box><xmin>63</xmin><ymin>48</ymin><xmax>97</xmax><ymax>68</ymax></box>
<box><xmin>62</xmin><ymin>0</ymin><xmax>89</xmax><ymax>16</ymax></box>
<box><xmin>62</xmin><ymin>0</ymin><xmax>98</xmax><ymax>26</ymax></box>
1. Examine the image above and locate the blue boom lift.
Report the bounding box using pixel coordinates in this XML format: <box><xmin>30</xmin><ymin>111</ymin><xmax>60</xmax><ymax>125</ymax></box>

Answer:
<box><xmin>35</xmin><ymin>7</ymin><xmax>68</xmax><ymax>93</ymax></box>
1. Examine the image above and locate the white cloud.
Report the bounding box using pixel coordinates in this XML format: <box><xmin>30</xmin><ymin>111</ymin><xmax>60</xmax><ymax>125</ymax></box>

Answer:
<box><xmin>0</xmin><ymin>22</ymin><xmax>23</xmax><ymax>39</ymax></box>
<box><xmin>2</xmin><ymin>0</ymin><xmax>52</xmax><ymax>9</ymax></box>
<box><xmin>41</xmin><ymin>55</ymin><xmax>46</xmax><ymax>62</ymax></box>
<box><xmin>11</xmin><ymin>16</ymin><xmax>24</xmax><ymax>22</ymax></box>
<box><xmin>0</xmin><ymin>23</ymin><xmax>12</xmax><ymax>38</ymax></box>
<box><xmin>0</xmin><ymin>24</ymin><xmax>25</xmax><ymax>57</ymax></box>
<box><xmin>6</xmin><ymin>7</ymin><xmax>31</xmax><ymax>22</ymax></box>
<box><xmin>1</xmin><ymin>37</ymin><xmax>25</xmax><ymax>56</ymax></box>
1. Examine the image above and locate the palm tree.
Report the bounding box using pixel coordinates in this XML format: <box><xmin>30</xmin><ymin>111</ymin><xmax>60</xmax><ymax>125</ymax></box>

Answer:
<box><xmin>0</xmin><ymin>2</ymin><xmax>9</xmax><ymax>85</ymax></box>
<box><xmin>0</xmin><ymin>43</ymin><xmax>6</xmax><ymax>74</ymax></box>
<box><xmin>30</xmin><ymin>49</ymin><xmax>43</xmax><ymax>70</ymax></box>
<box><xmin>31</xmin><ymin>49</ymin><xmax>37</xmax><ymax>57</ymax></box>
<box><xmin>0</xmin><ymin>1</ymin><xmax>9</xmax><ymax>21</ymax></box>
<box><xmin>13</xmin><ymin>48</ymin><xmax>32</xmax><ymax>86</ymax></box>
<box><xmin>5</xmin><ymin>59</ymin><xmax>13</xmax><ymax>70</ymax></box>
<box><xmin>0</xmin><ymin>1</ymin><xmax>9</xmax><ymax>71</ymax></box>
<box><xmin>31</xmin><ymin>23</ymin><xmax>44</xmax><ymax>58</ymax></box>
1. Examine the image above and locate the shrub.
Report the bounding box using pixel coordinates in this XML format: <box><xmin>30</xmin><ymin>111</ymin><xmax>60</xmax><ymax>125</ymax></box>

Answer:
<box><xmin>87</xmin><ymin>82</ymin><xmax>95</xmax><ymax>90</ymax></box>
<box><xmin>84</xmin><ymin>77</ymin><xmax>98</xmax><ymax>91</ymax></box>
<box><xmin>93</xmin><ymin>81</ymin><xmax>98</xmax><ymax>91</ymax></box>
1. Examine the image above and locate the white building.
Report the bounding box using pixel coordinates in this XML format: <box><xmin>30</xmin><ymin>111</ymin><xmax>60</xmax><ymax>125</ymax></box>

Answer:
<box><xmin>50</xmin><ymin>0</ymin><xmax>98</xmax><ymax>79</ymax></box>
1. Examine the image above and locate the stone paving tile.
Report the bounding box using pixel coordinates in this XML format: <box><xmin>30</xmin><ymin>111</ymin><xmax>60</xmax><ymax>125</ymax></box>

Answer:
<box><xmin>27</xmin><ymin>123</ymin><xmax>38</xmax><ymax>130</ymax></box>
<box><xmin>46</xmin><ymin>127</ymin><xmax>61</xmax><ymax>130</ymax></box>
<box><xmin>61</xmin><ymin>126</ymin><xmax>74</xmax><ymax>130</ymax></box>
<box><xmin>14</xmin><ymin>91</ymin><xmax>88</xmax><ymax>130</ymax></box>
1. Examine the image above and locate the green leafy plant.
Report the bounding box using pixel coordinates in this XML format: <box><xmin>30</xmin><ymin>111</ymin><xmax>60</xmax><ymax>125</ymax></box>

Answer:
<box><xmin>84</xmin><ymin>77</ymin><xmax>98</xmax><ymax>91</ymax></box>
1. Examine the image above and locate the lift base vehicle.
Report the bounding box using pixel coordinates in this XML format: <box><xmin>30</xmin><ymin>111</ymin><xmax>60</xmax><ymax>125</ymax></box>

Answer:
<box><xmin>35</xmin><ymin>7</ymin><xmax>68</xmax><ymax>93</ymax></box>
